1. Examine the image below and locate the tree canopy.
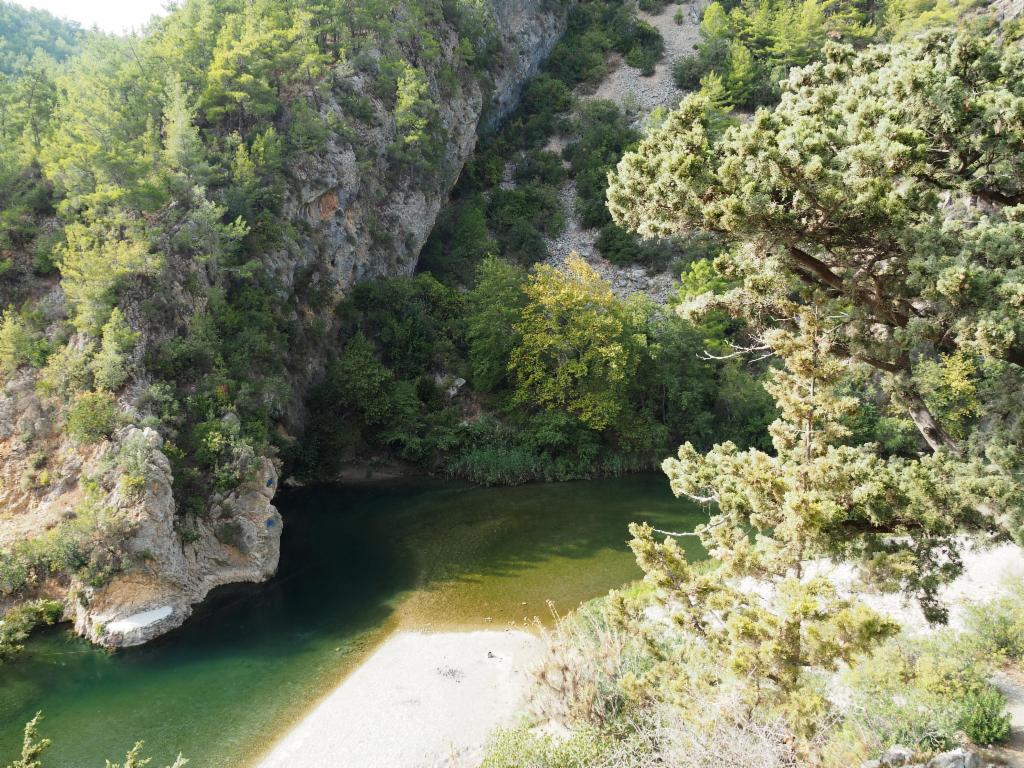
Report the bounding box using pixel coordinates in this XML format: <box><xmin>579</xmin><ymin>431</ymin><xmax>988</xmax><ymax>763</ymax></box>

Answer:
<box><xmin>609</xmin><ymin>28</ymin><xmax>1023</xmax><ymax>539</ymax></box>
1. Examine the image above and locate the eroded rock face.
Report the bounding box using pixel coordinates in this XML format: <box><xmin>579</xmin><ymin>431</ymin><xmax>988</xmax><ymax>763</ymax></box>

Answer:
<box><xmin>1</xmin><ymin>0</ymin><xmax>568</xmax><ymax>648</ymax></box>
<box><xmin>274</xmin><ymin>0</ymin><xmax>568</xmax><ymax>433</ymax></box>
<box><xmin>71</xmin><ymin>428</ymin><xmax>282</xmax><ymax>647</ymax></box>
<box><xmin>282</xmin><ymin>0</ymin><xmax>567</xmax><ymax>294</ymax></box>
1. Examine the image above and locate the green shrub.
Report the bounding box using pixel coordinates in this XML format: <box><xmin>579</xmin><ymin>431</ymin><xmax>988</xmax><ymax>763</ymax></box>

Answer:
<box><xmin>622</xmin><ymin>21</ymin><xmax>664</xmax><ymax>75</ymax></box>
<box><xmin>117</xmin><ymin>431</ymin><xmax>152</xmax><ymax>499</ymax></box>
<box><xmin>0</xmin><ymin>599</ymin><xmax>63</xmax><ymax>662</ymax></box>
<box><xmin>835</xmin><ymin>634</ymin><xmax>1011</xmax><ymax>754</ymax></box>
<box><xmin>595</xmin><ymin>223</ymin><xmax>676</xmax><ymax>270</ymax></box>
<box><xmin>964</xmin><ymin>584</ymin><xmax>1024</xmax><ymax>660</ymax></box>
<box><xmin>214</xmin><ymin>520</ymin><xmax>246</xmax><ymax>550</ymax></box>
<box><xmin>0</xmin><ymin>306</ymin><xmax>48</xmax><ymax>376</ymax></box>
<box><xmin>90</xmin><ymin>308</ymin><xmax>138</xmax><ymax>391</ymax></box>
<box><xmin>0</xmin><ymin>498</ymin><xmax>129</xmax><ymax>596</ymax></box>
<box><xmin>66</xmin><ymin>390</ymin><xmax>118</xmax><ymax>443</ymax></box>
<box><xmin>482</xmin><ymin>724</ymin><xmax>614</xmax><ymax>768</ymax></box>
<box><xmin>672</xmin><ymin>54</ymin><xmax>708</xmax><ymax>90</ymax></box>
<box><xmin>960</xmin><ymin>687</ymin><xmax>1011</xmax><ymax>745</ymax></box>
<box><xmin>37</xmin><ymin>342</ymin><xmax>93</xmax><ymax>399</ymax></box>
<box><xmin>564</xmin><ymin>101</ymin><xmax>639</xmax><ymax>229</ymax></box>
<box><xmin>514</xmin><ymin>150</ymin><xmax>566</xmax><ymax>187</ymax></box>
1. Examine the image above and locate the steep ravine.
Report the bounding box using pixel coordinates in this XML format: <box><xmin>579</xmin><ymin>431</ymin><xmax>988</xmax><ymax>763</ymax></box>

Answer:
<box><xmin>0</xmin><ymin>0</ymin><xmax>568</xmax><ymax>649</ymax></box>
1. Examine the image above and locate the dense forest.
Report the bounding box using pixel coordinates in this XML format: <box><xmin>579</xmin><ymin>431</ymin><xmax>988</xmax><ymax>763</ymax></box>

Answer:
<box><xmin>1</xmin><ymin>0</ymin><xmax>1023</xmax><ymax>764</ymax></box>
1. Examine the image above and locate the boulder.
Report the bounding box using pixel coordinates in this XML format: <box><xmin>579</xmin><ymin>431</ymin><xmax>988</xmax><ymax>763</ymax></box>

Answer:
<box><xmin>881</xmin><ymin>746</ymin><xmax>916</xmax><ymax>767</ymax></box>
<box><xmin>925</xmin><ymin>747</ymin><xmax>982</xmax><ymax>768</ymax></box>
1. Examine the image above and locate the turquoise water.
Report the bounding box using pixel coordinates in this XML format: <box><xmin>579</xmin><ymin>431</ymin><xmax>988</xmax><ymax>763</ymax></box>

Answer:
<box><xmin>0</xmin><ymin>475</ymin><xmax>704</xmax><ymax>767</ymax></box>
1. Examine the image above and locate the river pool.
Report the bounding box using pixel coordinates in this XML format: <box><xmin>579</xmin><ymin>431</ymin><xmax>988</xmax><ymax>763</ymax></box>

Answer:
<box><xmin>0</xmin><ymin>475</ymin><xmax>704</xmax><ymax>767</ymax></box>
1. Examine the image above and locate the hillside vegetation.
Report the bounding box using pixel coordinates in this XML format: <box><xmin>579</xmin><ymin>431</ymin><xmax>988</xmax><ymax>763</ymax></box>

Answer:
<box><xmin>1</xmin><ymin>0</ymin><xmax>1023</xmax><ymax>763</ymax></box>
<box><xmin>0</xmin><ymin>0</ymin><xmax>569</xmax><ymax>652</ymax></box>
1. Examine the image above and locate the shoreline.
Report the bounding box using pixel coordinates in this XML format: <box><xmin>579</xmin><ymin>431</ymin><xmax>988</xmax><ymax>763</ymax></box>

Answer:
<box><xmin>252</xmin><ymin>629</ymin><xmax>542</xmax><ymax>768</ymax></box>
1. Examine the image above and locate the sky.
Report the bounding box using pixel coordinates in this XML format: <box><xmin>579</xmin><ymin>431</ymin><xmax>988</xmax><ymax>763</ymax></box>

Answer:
<box><xmin>10</xmin><ymin>0</ymin><xmax>170</xmax><ymax>34</ymax></box>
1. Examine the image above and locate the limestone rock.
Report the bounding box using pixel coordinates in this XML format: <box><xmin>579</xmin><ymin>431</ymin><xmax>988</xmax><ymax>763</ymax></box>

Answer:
<box><xmin>881</xmin><ymin>745</ymin><xmax>916</xmax><ymax>767</ymax></box>
<box><xmin>925</xmin><ymin>748</ymin><xmax>982</xmax><ymax>768</ymax></box>
<box><xmin>71</xmin><ymin>430</ymin><xmax>282</xmax><ymax>647</ymax></box>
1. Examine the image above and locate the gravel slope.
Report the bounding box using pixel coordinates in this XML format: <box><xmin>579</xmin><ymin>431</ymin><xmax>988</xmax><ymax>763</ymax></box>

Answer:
<box><xmin>544</xmin><ymin>1</ymin><xmax>704</xmax><ymax>303</ymax></box>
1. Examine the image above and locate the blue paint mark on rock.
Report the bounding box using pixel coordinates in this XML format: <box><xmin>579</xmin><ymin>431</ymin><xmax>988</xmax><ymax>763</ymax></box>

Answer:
<box><xmin>265</xmin><ymin>477</ymin><xmax>274</xmax><ymax>488</ymax></box>
<box><xmin>265</xmin><ymin>518</ymin><xmax>276</xmax><ymax>528</ymax></box>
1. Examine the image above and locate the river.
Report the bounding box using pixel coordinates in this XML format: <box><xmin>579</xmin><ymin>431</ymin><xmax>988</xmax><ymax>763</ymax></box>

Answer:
<box><xmin>0</xmin><ymin>475</ymin><xmax>704</xmax><ymax>767</ymax></box>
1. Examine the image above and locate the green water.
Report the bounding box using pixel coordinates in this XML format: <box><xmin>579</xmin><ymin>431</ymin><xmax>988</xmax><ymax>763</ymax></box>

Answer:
<box><xmin>0</xmin><ymin>475</ymin><xmax>704</xmax><ymax>767</ymax></box>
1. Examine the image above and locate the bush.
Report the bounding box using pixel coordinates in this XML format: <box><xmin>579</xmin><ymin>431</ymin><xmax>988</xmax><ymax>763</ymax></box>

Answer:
<box><xmin>530</xmin><ymin>597</ymin><xmax>652</xmax><ymax>726</ymax></box>
<box><xmin>0</xmin><ymin>497</ymin><xmax>130</xmax><ymax>596</ymax></box>
<box><xmin>672</xmin><ymin>54</ymin><xmax>707</xmax><ymax>90</ymax></box>
<box><xmin>564</xmin><ymin>101</ymin><xmax>639</xmax><ymax>229</ymax></box>
<box><xmin>488</xmin><ymin>185</ymin><xmax>565</xmax><ymax>264</ymax></box>
<box><xmin>37</xmin><ymin>342</ymin><xmax>93</xmax><ymax>399</ymax></box>
<box><xmin>90</xmin><ymin>308</ymin><xmax>138</xmax><ymax>391</ymax></box>
<box><xmin>482</xmin><ymin>724</ymin><xmax>613</xmax><ymax>768</ymax></box>
<box><xmin>960</xmin><ymin>687</ymin><xmax>1012</xmax><ymax>745</ymax></box>
<box><xmin>66</xmin><ymin>390</ymin><xmax>118</xmax><ymax>443</ymax></box>
<box><xmin>0</xmin><ymin>599</ymin><xmax>63</xmax><ymax>662</ymax></box>
<box><xmin>0</xmin><ymin>306</ymin><xmax>48</xmax><ymax>376</ymax></box>
<box><xmin>964</xmin><ymin>583</ymin><xmax>1024</xmax><ymax>660</ymax></box>
<box><xmin>834</xmin><ymin>634</ymin><xmax>1011</xmax><ymax>755</ymax></box>
<box><xmin>622</xmin><ymin>20</ymin><xmax>664</xmax><ymax>76</ymax></box>
<box><xmin>595</xmin><ymin>223</ymin><xmax>675</xmax><ymax>270</ymax></box>
<box><xmin>514</xmin><ymin>150</ymin><xmax>566</xmax><ymax>187</ymax></box>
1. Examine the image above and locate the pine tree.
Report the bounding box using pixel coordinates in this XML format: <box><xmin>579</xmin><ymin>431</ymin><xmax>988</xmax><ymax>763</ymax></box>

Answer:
<box><xmin>724</xmin><ymin>40</ymin><xmax>758</xmax><ymax>106</ymax></box>
<box><xmin>160</xmin><ymin>74</ymin><xmax>210</xmax><ymax>187</ymax></box>
<box><xmin>90</xmin><ymin>308</ymin><xmax>139</xmax><ymax>391</ymax></box>
<box><xmin>4</xmin><ymin>712</ymin><xmax>48</xmax><ymax>768</ymax></box>
<box><xmin>622</xmin><ymin>306</ymin><xmax>981</xmax><ymax>739</ymax></box>
<box><xmin>608</xmin><ymin>32</ymin><xmax>1024</xmax><ymax>518</ymax></box>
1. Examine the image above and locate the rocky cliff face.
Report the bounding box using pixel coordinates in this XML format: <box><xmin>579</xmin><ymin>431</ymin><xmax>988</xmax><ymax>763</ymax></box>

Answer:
<box><xmin>275</xmin><ymin>0</ymin><xmax>567</xmax><ymax>432</ymax></box>
<box><xmin>1</xmin><ymin>0</ymin><xmax>567</xmax><ymax>648</ymax></box>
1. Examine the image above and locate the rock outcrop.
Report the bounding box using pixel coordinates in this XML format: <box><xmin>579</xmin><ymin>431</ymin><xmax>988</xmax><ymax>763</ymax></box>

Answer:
<box><xmin>863</xmin><ymin>745</ymin><xmax>989</xmax><ymax>768</ymax></box>
<box><xmin>71</xmin><ymin>428</ymin><xmax>282</xmax><ymax>647</ymax></box>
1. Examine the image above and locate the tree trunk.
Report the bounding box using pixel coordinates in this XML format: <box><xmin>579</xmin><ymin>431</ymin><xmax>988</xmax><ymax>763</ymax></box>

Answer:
<box><xmin>903</xmin><ymin>389</ymin><xmax>963</xmax><ymax>455</ymax></box>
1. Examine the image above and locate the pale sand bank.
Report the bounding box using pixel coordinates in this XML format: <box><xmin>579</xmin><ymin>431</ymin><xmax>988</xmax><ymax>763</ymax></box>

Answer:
<box><xmin>255</xmin><ymin>629</ymin><xmax>542</xmax><ymax>768</ymax></box>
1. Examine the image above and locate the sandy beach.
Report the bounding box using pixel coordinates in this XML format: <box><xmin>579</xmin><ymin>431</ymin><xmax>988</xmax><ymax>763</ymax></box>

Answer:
<box><xmin>254</xmin><ymin>542</ymin><xmax>1024</xmax><ymax>768</ymax></box>
<box><xmin>254</xmin><ymin>629</ymin><xmax>542</xmax><ymax>768</ymax></box>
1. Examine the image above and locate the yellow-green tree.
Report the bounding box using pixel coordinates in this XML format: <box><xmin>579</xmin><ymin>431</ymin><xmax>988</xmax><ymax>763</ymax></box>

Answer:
<box><xmin>509</xmin><ymin>255</ymin><xmax>648</xmax><ymax>431</ymax></box>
